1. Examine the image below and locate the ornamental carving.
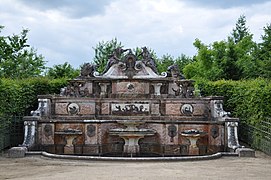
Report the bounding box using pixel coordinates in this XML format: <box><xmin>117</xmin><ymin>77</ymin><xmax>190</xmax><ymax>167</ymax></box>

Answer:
<box><xmin>67</xmin><ymin>103</ymin><xmax>80</xmax><ymax>115</ymax></box>
<box><xmin>139</xmin><ymin>47</ymin><xmax>158</xmax><ymax>74</ymax></box>
<box><xmin>172</xmin><ymin>80</ymin><xmax>195</xmax><ymax>98</ymax></box>
<box><xmin>211</xmin><ymin>125</ymin><xmax>219</xmax><ymax>139</ymax></box>
<box><xmin>87</xmin><ymin>125</ymin><xmax>96</xmax><ymax>137</ymax></box>
<box><xmin>168</xmin><ymin>124</ymin><xmax>177</xmax><ymax>142</ymax></box>
<box><xmin>80</xmin><ymin>63</ymin><xmax>95</xmax><ymax>77</ymax></box>
<box><xmin>111</xmin><ymin>103</ymin><xmax>149</xmax><ymax>115</ymax></box>
<box><xmin>180</xmin><ymin>104</ymin><xmax>193</xmax><ymax>115</ymax></box>
<box><xmin>44</xmin><ymin>124</ymin><xmax>53</xmax><ymax>137</ymax></box>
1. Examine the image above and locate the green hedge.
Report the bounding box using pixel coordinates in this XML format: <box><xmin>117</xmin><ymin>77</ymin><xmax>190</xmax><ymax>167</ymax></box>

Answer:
<box><xmin>1</xmin><ymin>77</ymin><xmax>270</xmax><ymax>153</ymax></box>
<box><xmin>0</xmin><ymin>77</ymin><xmax>68</xmax><ymax>129</ymax></box>
<box><xmin>196</xmin><ymin>78</ymin><xmax>271</xmax><ymax>154</ymax></box>
<box><xmin>0</xmin><ymin>77</ymin><xmax>68</xmax><ymax>116</ymax></box>
<box><xmin>197</xmin><ymin>78</ymin><xmax>271</xmax><ymax>124</ymax></box>
<box><xmin>0</xmin><ymin>77</ymin><xmax>68</xmax><ymax>150</ymax></box>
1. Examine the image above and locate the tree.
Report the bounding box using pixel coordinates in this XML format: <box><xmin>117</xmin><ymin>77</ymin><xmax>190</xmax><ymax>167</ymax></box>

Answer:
<box><xmin>230</xmin><ymin>15</ymin><xmax>258</xmax><ymax>79</ymax></box>
<box><xmin>155</xmin><ymin>54</ymin><xmax>175</xmax><ymax>73</ymax></box>
<box><xmin>0</xmin><ymin>26</ymin><xmax>45</xmax><ymax>78</ymax></box>
<box><xmin>232</xmin><ymin>15</ymin><xmax>250</xmax><ymax>44</ymax></box>
<box><xmin>223</xmin><ymin>37</ymin><xmax>241</xmax><ymax>80</ymax></box>
<box><xmin>175</xmin><ymin>54</ymin><xmax>194</xmax><ymax>74</ymax></box>
<box><xmin>46</xmin><ymin>62</ymin><xmax>80</xmax><ymax>79</ymax></box>
<box><xmin>257</xmin><ymin>23</ymin><xmax>271</xmax><ymax>78</ymax></box>
<box><xmin>92</xmin><ymin>39</ymin><xmax>161</xmax><ymax>74</ymax></box>
<box><xmin>184</xmin><ymin>15</ymin><xmax>260</xmax><ymax>80</ymax></box>
<box><xmin>183</xmin><ymin>39</ymin><xmax>222</xmax><ymax>80</ymax></box>
<box><xmin>92</xmin><ymin>38</ymin><xmax>123</xmax><ymax>73</ymax></box>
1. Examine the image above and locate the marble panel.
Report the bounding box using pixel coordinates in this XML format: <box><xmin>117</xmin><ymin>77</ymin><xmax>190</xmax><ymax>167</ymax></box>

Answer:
<box><xmin>79</xmin><ymin>103</ymin><xmax>95</xmax><ymax>115</ymax></box>
<box><xmin>55</xmin><ymin>103</ymin><xmax>69</xmax><ymax>115</ymax></box>
<box><xmin>165</xmin><ymin>104</ymin><xmax>181</xmax><ymax>115</ymax></box>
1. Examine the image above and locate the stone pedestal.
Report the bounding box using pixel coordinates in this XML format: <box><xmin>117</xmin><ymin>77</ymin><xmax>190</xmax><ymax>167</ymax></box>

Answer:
<box><xmin>187</xmin><ymin>137</ymin><xmax>200</xmax><ymax>155</ymax></box>
<box><xmin>236</xmin><ymin>148</ymin><xmax>255</xmax><ymax>157</ymax></box>
<box><xmin>63</xmin><ymin>135</ymin><xmax>78</xmax><ymax>154</ymax></box>
<box><xmin>55</xmin><ymin>130</ymin><xmax>82</xmax><ymax>154</ymax></box>
<box><xmin>122</xmin><ymin>136</ymin><xmax>143</xmax><ymax>155</ymax></box>
<box><xmin>8</xmin><ymin>147</ymin><xmax>27</xmax><ymax>158</ymax></box>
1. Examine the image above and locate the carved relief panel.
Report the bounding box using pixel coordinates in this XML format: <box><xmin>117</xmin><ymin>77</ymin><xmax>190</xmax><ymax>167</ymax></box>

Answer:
<box><xmin>111</xmin><ymin>103</ymin><xmax>149</xmax><ymax>115</ymax></box>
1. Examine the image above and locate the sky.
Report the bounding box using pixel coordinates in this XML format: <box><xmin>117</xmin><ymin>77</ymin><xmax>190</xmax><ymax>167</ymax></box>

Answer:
<box><xmin>1</xmin><ymin>0</ymin><xmax>271</xmax><ymax>68</ymax></box>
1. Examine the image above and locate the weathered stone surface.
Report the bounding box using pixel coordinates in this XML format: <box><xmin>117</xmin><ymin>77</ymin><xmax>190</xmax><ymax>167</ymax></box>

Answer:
<box><xmin>55</xmin><ymin>103</ymin><xmax>69</xmax><ymax>115</ymax></box>
<box><xmin>8</xmin><ymin>147</ymin><xmax>27</xmax><ymax>158</ymax></box>
<box><xmin>192</xmin><ymin>104</ymin><xmax>208</xmax><ymax>116</ymax></box>
<box><xmin>165</xmin><ymin>104</ymin><xmax>181</xmax><ymax>115</ymax></box>
<box><xmin>112</xmin><ymin>81</ymin><xmax>149</xmax><ymax>95</ymax></box>
<box><xmin>236</xmin><ymin>148</ymin><xmax>255</xmax><ymax>157</ymax></box>
<box><xmin>41</xmin><ymin>124</ymin><xmax>54</xmax><ymax>144</ymax></box>
<box><xmin>101</xmin><ymin>103</ymin><xmax>110</xmax><ymax>115</ymax></box>
<box><xmin>21</xmin><ymin>47</ymin><xmax>242</xmax><ymax>157</ymax></box>
<box><xmin>79</xmin><ymin>103</ymin><xmax>95</xmax><ymax>115</ymax></box>
<box><xmin>151</xmin><ymin>103</ymin><xmax>160</xmax><ymax>115</ymax></box>
<box><xmin>84</xmin><ymin>124</ymin><xmax>98</xmax><ymax>145</ymax></box>
<box><xmin>82</xmin><ymin>145</ymin><xmax>99</xmax><ymax>154</ymax></box>
<box><xmin>208</xmin><ymin>125</ymin><xmax>224</xmax><ymax>147</ymax></box>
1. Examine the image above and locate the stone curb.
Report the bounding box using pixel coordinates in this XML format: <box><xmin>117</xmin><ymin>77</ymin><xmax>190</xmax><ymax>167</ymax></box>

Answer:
<box><xmin>24</xmin><ymin>151</ymin><xmax>239</xmax><ymax>161</ymax></box>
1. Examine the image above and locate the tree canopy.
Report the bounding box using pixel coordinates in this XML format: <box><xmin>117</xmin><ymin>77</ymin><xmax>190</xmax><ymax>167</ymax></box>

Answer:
<box><xmin>92</xmin><ymin>38</ymin><xmax>123</xmax><ymax>73</ymax></box>
<box><xmin>46</xmin><ymin>62</ymin><xmax>80</xmax><ymax>79</ymax></box>
<box><xmin>1</xmin><ymin>15</ymin><xmax>271</xmax><ymax>81</ymax></box>
<box><xmin>0</xmin><ymin>26</ymin><xmax>45</xmax><ymax>79</ymax></box>
<box><xmin>183</xmin><ymin>15</ymin><xmax>271</xmax><ymax>80</ymax></box>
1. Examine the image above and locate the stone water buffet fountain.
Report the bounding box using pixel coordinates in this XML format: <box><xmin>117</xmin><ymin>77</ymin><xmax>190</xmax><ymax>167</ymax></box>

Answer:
<box><xmin>12</xmin><ymin>47</ymin><xmax>252</xmax><ymax>158</ymax></box>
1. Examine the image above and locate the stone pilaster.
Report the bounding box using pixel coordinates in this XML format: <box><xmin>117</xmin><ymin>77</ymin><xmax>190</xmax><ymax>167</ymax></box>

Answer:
<box><xmin>21</xmin><ymin>116</ymin><xmax>40</xmax><ymax>148</ymax></box>
<box><xmin>226</xmin><ymin>119</ymin><xmax>241</xmax><ymax>150</ymax></box>
<box><xmin>99</xmin><ymin>83</ymin><xmax>110</xmax><ymax>98</ymax></box>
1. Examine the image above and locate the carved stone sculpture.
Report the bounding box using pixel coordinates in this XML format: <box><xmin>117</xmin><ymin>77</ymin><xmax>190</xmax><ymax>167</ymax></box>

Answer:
<box><xmin>80</xmin><ymin>63</ymin><xmax>95</xmax><ymax>77</ymax></box>
<box><xmin>140</xmin><ymin>47</ymin><xmax>158</xmax><ymax>74</ymax></box>
<box><xmin>167</xmin><ymin>64</ymin><xmax>185</xmax><ymax>79</ymax></box>
<box><xmin>112</xmin><ymin>47</ymin><xmax>131</xmax><ymax>61</ymax></box>
<box><xmin>172</xmin><ymin>80</ymin><xmax>195</xmax><ymax>98</ymax></box>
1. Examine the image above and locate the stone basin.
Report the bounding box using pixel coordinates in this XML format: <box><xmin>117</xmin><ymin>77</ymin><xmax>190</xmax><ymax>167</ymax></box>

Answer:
<box><xmin>180</xmin><ymin>129</ymin><xmax>207</xmax><ymax>155</ymax></box>
<box><xmin>109</xmin><ymin>121</ymin><xmax>156</xmax><ymax>155</ymax></box>
<box><xmin>55</xmin><ymin>129</ymin><xmax>82</xmax><ymax>154</ymax></box>
<box><xmin>180</xmin><ymin>129</ymin><xmax>207</xmax><ymax>137</ymax></box>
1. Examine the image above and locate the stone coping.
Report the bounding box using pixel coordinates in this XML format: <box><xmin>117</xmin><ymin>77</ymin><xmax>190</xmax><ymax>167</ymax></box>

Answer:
<box><xmin>38</xmin><ymin>95</ymin><xmax>224</xmax><ymax>101</ymax></box>
<box><xmin>38</xmin><ymin>119</ymin><xmax>226</xmax><ymax>124</ymax></box>
<box><xmin>25</xmin><ymin>151</ymin><xmax>238</xmax><ymax>161</ymax></box>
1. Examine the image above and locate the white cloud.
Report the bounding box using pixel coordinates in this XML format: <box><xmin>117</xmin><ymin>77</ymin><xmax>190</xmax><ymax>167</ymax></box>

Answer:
<box><xmin>1</xmin><ymin>0</ymin><xmax>271</xmax><ymax>68</ymax></box>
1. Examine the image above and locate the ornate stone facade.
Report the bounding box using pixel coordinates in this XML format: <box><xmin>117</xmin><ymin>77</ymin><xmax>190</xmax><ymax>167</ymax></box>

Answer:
<box><xmin>21</xmin><ymin>47</ymin><xmax>243</xmax><ymax>156</ymax></box>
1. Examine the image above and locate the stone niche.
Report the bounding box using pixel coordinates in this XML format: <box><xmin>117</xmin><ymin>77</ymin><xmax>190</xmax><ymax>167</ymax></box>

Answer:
<box><xmin>21</xmin><ymin>47</ymin><xmax>243</xmax><ymax>157</ymax></box>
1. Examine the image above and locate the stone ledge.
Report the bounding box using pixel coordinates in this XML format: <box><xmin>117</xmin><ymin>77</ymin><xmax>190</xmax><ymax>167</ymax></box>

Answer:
<box><xmin>8</xmin><ymin>147</ymin><xmax>27</xmax><ymax>158</ymax></box>
<box><xmin>32</xmin><ymin>151</ymin><xmax>223</xmax><ymax>161</ymax></box>
<box><xmin>236</xmin><ymin>148</ymin><xmax>255</xmax><ymax>157</ymax></box>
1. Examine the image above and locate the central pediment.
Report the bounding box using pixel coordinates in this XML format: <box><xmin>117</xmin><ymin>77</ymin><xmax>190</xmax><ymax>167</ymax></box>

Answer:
<box><xmin>95</xmin><ymin>48</ymin><xmax>167</xmax><ymax>79</ymax></box>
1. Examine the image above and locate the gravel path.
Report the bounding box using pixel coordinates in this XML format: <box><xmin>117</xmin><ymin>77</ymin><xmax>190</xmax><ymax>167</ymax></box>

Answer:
<box><xmin>0</xmin><ymin>151</ymin><xmax>270</xmax><ymax>180</ymax></box>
